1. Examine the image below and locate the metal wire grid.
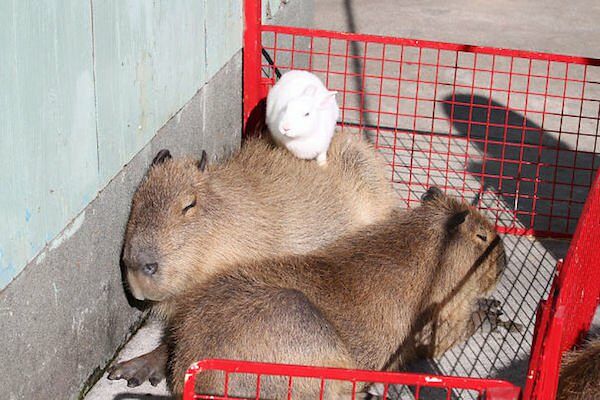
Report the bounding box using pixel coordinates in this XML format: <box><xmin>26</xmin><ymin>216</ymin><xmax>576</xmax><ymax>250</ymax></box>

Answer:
<box><xmin>261</xmin><ymin>28</ymin><xmax>600</xmax><ymax>238</ymax></box>
<box><xmin>184</xmin><ymin>360</ymin><xmax>520</xmax><ymax>400</ymax></box>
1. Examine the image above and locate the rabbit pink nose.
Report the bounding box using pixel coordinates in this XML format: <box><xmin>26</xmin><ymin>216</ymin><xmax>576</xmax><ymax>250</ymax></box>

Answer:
<box><xmin>282</xmin><ymin>125</ymin><xmax>290</xmax><ymax>132</ymax></box>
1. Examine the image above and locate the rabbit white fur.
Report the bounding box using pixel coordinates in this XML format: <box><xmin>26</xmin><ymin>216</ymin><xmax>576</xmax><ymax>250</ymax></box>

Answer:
<box><xmin>266</xmin><ymin>70</ymin><xmax>339</xmax><ymax>166</ymax></box>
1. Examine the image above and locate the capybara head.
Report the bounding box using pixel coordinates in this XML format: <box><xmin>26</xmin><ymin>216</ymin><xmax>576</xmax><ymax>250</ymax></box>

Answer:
<box><xmin>122</xmin><ymin>149</ymin><xmax>211</xmax><ymax>302</ymax></box>
<box><xmin>420</xmin><ymin>187</ymin><xmax>506</xmax><ymax>298</ymax></box>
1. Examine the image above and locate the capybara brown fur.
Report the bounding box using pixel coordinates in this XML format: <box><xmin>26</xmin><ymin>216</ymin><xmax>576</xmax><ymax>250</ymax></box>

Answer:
<box><xmin>165</xmin><ymin>188</ymin><xmax>506</xmax><ymax>398</ymax></box>
<box><xmin>122</xmin><ymin>131</ymin><xmax>396</xmax><ymax>303</ymax></box>
<box><xmin>557</xmin><ymin>336</ymin><xmax>600</xmax><ymax>400</ymax></box>
<box><xmin>109</xmin><ymin>131</ymin><xmax>397</xmax><ymax>387</ymax></box>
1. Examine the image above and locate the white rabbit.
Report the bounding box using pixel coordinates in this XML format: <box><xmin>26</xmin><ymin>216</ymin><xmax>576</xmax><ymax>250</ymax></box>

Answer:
<box><xmin>266</xmin><ymin>70</ymin><xmax>339</xmax><ymax>166</ymax></box>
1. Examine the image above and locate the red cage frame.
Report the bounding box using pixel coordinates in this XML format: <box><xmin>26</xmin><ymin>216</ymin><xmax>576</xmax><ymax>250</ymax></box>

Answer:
<box><xmin>184</xmin><ymin>359</ymin><xmax>521</xmax><ymax>400</ymax></box>
<box><xmin>184</xmin><ymin>0</ymin><xmax>600</xmax><ymax>398</ymax></box>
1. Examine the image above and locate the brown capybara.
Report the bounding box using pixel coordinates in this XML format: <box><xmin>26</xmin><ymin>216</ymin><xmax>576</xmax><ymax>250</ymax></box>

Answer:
<box><xmin>123</xmin><ymin>131</ymin><xmax>396</xmax><ymax>303</ymax></box>
<box><xmin>557</xmin><ymin>336</ymin><xmax>600</xmax><ymax>400</ymax></box>
<box><xmin>165</xmin><ymin>188</ymin><xmax>506</xmax><ymax>398</ymax></box>
<box><xmin>108</xmin><ymin>131</ymin><xmax>397</xmax><ymax>386</ymax></box>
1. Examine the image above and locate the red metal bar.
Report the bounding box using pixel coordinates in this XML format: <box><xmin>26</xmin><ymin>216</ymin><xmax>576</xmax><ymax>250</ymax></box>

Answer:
<box><xmin>557</xmin><ymin>168</ymin><xmax>600</xmax><ymax>352</ymax></box>
<box><xmin>243</xmin><ymin>0</ymin><xmax>263</xmax><ymax>132</ymax></box>
<box><xmin>183</xmin><ymin>361</ymin><xmax>202</xmax><ymax>400</ymax></box>
<box><xmin>262</xmin><ymin>25</ymin><xmax>600</xmax><ymax>66</ymax></box>
<box><xmin>522</xmin><ymin>276</ymin><xmax>566</xmax><ymax>399</ymax></box>
<box><xmin>184</xmin><ymin>359</ymin><xmax>521</xmax><ymax>400</ymax></box>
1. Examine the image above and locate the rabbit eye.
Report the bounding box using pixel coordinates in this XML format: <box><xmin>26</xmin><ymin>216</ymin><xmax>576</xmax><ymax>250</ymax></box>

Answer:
<box><xmin>304</xmin><ymin>112</ymin><xmax>310</xmax><ymax>117</ymax></box>
<box><xmin>476</xmin><ymin>233</ymin><xmax>488</xmax><ymax>242</ymax></box>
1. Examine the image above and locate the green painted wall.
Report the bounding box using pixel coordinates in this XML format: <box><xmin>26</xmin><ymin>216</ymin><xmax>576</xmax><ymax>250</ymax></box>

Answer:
<box><xmin>0</xmin><ymin>0</ymin><xmax>290</xmax><ymax>290</ymax></box>
<box><xmin>207</xmin><ymin>0</ymin><xmax>244</xmax><ymax>78</ymax></box>
<box><xmin>93</xmin><ymin>0</ymin><xmax>208</xmax><ymax>183</ymax></box>
<box><xmin>0</xmin><ymin>0</ymin><xmax>99</xmax><ymax>288</ymax></box>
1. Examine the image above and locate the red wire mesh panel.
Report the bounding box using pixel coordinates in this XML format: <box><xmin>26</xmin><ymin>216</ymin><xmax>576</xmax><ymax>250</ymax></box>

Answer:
<box><xmin>183</xmin><ymin>359</ymin><xmax>521</xmax><ymax>400</ymax></box>
<box><xmin>260</xmin><ymin>26</ymin><xmax>600</xmax><ymax>239</ymax></box>
<box><xmin>524</xmin><ymin>170</ymin><xmax>600</xmax><ymax>399</ymax></box>
<box><xmin>556</xmin><ymin>171</ymin><xmax>600</xmax><ymax>353</ymax></box>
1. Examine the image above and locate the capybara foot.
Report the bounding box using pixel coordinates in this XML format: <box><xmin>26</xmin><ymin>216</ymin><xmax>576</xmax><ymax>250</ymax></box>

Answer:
<box><xmin>472</xmin><ymin>297</ymin><xmax>524</xmax><ymax>334</ymax></box>
<box><xmin>107</xmin><ymin>344</ymin><xmax>168</xmax><ymax>387</ymax></box>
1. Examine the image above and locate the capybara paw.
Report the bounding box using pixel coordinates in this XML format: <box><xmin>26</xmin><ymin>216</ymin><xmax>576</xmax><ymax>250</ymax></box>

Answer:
<box><xmin>473</xmin><ymin>297</ymin><xmax>524</xmax><ymax>334</ymax></box>
<box><xmin>476</xmin><ymin>297</ymin><xmax>502</xmax><ymax>312</ymax></box>
<box><xmin>107</xmin><ymin>356</ymin><xmax>165</xmax><ymax>387</ymax></box>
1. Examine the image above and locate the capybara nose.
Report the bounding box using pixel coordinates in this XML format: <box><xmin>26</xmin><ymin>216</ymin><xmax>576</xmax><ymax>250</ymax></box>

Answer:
<box><xmin>132</xmin><ymin>247</ymin><xmax>159</xmax><ymax>275</ymax></box>
<box><xmin>143</xmin><ymin>262</ymin><xmax>158</xmax><ymax>276</ymax></box>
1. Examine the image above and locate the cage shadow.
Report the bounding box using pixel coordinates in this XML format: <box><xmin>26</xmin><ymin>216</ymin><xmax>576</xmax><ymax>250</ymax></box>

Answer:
<box><xmin>442</xmin><ymin>93</ymin><xmax>599</xmax><ymax>246</ymax></box>
<box><xmin>419</xmin><ymin>93</ymin><xmax>600</xmax><ymax>389</ymax></box>
<box><xmin>343</xmin><ymin>0</ymin><xmax>373</xmax><ymax>139</ymax></box>
<box><xmin>243</xmin><ymin>98</ymin><xmax>268</xmax><ymax>138</ymax></box>
<box><xmin>492</xmin><ymin>356</ymin><xmax>530</xmax><ymax>388</ymax></box>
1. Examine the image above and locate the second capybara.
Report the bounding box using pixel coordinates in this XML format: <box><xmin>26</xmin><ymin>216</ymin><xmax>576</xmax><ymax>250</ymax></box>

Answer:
<box><xmin>165</xmin><ymin>188</ymin><xmax>506</xmax><ymax>398</ymax></box>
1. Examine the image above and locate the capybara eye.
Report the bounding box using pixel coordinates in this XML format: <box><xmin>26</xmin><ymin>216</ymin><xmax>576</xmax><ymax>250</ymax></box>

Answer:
<box><xmin>182</xmin><ymin>198</ymin><xmax>197</xmax><ymax>215</ymax></box>
<box><xmin>476</xmin><ymin>233</ymin><xmax>488</xmax><ymax>242</ymax></box>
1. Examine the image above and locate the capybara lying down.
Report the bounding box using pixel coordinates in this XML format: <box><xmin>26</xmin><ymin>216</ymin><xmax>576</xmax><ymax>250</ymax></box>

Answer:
<box><xmin>165</xmin><ymin>188</ymin><xmax>506</xmax><ymax>398</ymax></box>
<box><xmin>109</xmin><ymin>131</ymin><xmax>397</xmax><ymax>386</ymax></box>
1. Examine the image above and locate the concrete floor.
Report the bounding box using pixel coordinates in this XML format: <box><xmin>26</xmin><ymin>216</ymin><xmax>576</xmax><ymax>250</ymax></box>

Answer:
<box><xmin>86</xmin><ymin>1</ymin><xmax>600</xmax><ymax>399</ymax></box>
<box><xmin>314</xmin><ymin>0</ymin><xmax>600</xmax><ymax>58</ymax></box>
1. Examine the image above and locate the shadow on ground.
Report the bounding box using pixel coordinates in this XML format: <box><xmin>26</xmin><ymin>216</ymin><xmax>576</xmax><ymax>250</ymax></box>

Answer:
<box><xmin>442</xmin><ymin>93</ymin><xmax>599</xmax><ymax>247</ymax></box>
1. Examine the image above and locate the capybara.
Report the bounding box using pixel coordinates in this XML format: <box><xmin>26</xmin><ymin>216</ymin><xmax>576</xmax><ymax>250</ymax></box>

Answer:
<box><xmin>165</xmin><ymin>188</ymin><xmax>506</xmax><ymax>398</ymax></box>
<box><xmin>109</xmin><ymin>131</ymin><xmax>397</xmax><ymax>386</ymax></box>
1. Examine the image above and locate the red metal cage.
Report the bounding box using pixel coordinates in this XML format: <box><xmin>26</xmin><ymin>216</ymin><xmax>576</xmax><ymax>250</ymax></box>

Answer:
<box><xmin>184</xmin><ymin>359</ymin><xmax>521</xmax><ymax>400</ymax></box>
<box><xmin>184</xmin><ymin>0</ymin><xmax>600</xmax><ymax>398</ymax></box>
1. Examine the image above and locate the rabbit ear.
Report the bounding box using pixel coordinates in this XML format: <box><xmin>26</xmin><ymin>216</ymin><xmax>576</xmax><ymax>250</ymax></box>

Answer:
<box><xmin>302</xmin><ymin>84</ymin><xmax>318</xmax><ymax>97</ymax></box>
<box><xmin>319</xmin><ymin>90</ymin><xmax>338</xmax><ymax>108</ymax></box>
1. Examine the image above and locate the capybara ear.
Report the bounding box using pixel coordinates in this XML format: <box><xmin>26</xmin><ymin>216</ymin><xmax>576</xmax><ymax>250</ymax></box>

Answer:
<box><xmin>471</xmin><ymin>192</ymin><xmax>481</xmax><ymax>206</ymax></box>
<box><xmin>447</xmin><ymin>210</ymin><xmax>469</xmax><ymax>231</ymax></box>
<box><xmin>421</xmin><ymin>186</ymin><xmax>444</xmax><ymax>202</ymax></box>
<box><xmin>197</xmin><ymin>150</ymin><xmax>208</xmax><ymax>172</ymax></box>
<box><xmin>152</xmin><ymin>149</ymin><xmax>172</xmax><ymax>166</ymax></box>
